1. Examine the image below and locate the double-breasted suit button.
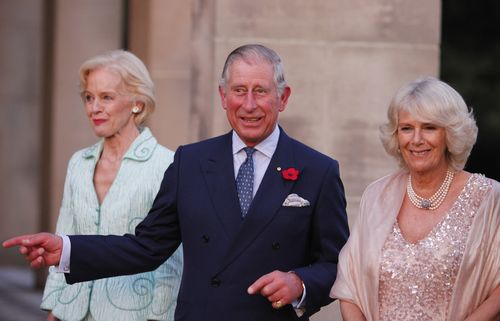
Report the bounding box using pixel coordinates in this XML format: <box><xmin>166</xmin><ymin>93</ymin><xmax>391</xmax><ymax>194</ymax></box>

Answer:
<box><xmin>211</xmin><ymin>277</ymin><xmax>221</xmax><ymax>287</ymax></box>
<box><xmin>272</xmin><ymin>242</ymin><xmax>280</xmax><ymax>250</ymax></box>
<box><xmin>202</xmin><ymin>235</ymin><xmax>210</xmax><ymax>243</ymax></box>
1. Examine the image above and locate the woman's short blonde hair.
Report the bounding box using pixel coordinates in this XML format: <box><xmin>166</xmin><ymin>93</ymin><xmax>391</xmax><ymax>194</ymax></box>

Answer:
<box><xmin>380</xmin><ymin>76</ymin><xmax>478</xmax><ymax>171</ymax></box>
<box><xmin>79</xmin><ymin>50</ymin><xmax>155</xmax><ymax>125</ymax></box>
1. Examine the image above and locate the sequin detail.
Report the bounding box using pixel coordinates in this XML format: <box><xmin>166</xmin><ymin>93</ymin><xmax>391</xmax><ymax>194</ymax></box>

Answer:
<box><xmin>378</xmin><ymin>174</ymin><xmax>492</xmax><ymax>321</ymax></box>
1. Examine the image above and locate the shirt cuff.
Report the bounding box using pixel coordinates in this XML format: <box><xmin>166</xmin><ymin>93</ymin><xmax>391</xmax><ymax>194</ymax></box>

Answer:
<box><xmin>291</xmin><ymin>276</ymin><xmax>306</xmax><ymax>317</ymax></box>
<box><xmin>54</xmin><ymin>234</ymin><xmax>71</xmax><ymax>273</ymax></box>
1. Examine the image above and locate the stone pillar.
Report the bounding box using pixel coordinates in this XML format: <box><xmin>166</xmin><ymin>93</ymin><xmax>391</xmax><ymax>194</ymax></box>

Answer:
<box><xmin>0</xmin><ymin>0</ymin><xmax>44</xmax><ymax>265</ymax></box>
<box><xmin>129</xmin><ymin>0</ymin><xmax>195</xmax><ymax>149</ymax></box>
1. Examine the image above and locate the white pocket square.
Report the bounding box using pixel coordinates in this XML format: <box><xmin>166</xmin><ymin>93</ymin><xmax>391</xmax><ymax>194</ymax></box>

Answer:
<box><xmin>282</xmin><ymin>193</ymin><xmax>310</xmax><ymax>207</ymax></box>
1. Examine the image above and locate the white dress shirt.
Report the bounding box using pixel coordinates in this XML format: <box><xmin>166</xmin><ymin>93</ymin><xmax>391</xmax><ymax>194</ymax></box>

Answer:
<box><xmin>232</xmin><ymin>125</ymin><xmax>279</xmax><ymax>197</ymax></box>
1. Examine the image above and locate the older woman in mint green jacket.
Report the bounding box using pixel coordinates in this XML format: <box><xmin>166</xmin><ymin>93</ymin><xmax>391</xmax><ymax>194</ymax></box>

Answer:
<box><xmin>40</xmin><ymin>50</ymin><xmax>183</xmax><ymax>321</ymax></box>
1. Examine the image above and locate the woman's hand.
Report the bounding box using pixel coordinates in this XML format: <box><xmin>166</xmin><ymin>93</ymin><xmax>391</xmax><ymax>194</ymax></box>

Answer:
<box><xmin>340</xmin><ymin>300</ymin><xmax>367</xmax><ymax>321</ymax></box>
<box><xmin>47</xmin><ymin>311</ymin><xmax>59</xmax><ymax>321</ymax></box>
<box><xmin>463</xmin><ymin>285</ymin><xmax>500</xmax><ymax>321</ymax></box>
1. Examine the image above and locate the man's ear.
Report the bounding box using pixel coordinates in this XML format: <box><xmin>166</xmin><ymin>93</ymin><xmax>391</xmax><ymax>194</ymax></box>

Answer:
<box><xmin>278</xmin><ymin>86</ymin><xmax>291</xmax><ymax>112</ymax></box>
<box><xmin>218</xmin><ymin>86</ymin><xmax>227</xmax><ymax>110</ymax></box>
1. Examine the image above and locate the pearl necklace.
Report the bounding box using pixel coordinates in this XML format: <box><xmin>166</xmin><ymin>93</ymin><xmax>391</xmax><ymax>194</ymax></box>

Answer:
<box><xmin>406</xmin><ymin>169</ymin><xmax>454</xmax><ymax>210</ymax></box>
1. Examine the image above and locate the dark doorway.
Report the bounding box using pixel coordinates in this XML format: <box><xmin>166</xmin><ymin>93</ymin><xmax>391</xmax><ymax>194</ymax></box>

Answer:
<box><xmin>441</xmin><ymin>0</ymin><xmax>500</xmax><ymax>181</ymax></box>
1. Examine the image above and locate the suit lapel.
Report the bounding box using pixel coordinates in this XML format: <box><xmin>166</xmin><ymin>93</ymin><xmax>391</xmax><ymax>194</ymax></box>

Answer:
<box><xmin>199</xmin><ymin>132</ymin><xmax>243</xmax><ymax>240</ymax></box>
<box><xmin>217</xmin><ymin>129</ymin><xmax>302</xmax><ymax>273</ymax></box>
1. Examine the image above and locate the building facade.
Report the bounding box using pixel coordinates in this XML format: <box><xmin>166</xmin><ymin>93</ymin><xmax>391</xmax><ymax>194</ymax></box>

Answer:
<box><xmin>0</xmin><ymin>1</ymin><xmax>440</xmax><ymax>319</ymax></box>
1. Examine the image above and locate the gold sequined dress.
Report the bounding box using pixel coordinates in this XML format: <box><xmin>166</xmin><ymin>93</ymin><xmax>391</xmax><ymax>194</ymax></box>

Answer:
<box><xmin>330</xmin><ymin>171</ymin><xmax>499</xmax><ymax>321</ymax></box>
<box><xmin>379</xmin><ymin>174</ymin><xmax>490</xmax><ymax>321</ymax></box>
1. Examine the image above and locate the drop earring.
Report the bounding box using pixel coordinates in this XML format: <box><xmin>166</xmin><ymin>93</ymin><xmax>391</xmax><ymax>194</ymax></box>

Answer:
<box><xmin>132</xmin><ymin>106</ymin><xmax>140</xmax><ymax>114</ymax></box>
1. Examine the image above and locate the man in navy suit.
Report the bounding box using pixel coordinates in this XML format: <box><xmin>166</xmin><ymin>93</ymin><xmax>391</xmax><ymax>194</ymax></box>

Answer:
<box><xmin>4</xmin><ymin>44</ymin><xmax>349</xmax><ymax>321</ymax></box>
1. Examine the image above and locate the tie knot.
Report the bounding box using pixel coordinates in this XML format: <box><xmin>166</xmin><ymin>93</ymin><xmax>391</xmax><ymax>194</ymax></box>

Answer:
<box><xmin>243</xmin><ymin>147</ymin><xmax>255</xmax><ymax>158</ymax></box>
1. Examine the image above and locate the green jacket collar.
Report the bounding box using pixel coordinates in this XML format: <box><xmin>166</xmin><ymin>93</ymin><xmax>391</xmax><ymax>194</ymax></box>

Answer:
<box><xmin>82</xmin><ymin>127</ymin><xmax>157</xmax><ymax>162</ymax></box>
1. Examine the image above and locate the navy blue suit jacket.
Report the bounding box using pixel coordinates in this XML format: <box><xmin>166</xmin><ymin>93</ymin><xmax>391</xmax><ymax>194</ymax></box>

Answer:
<box><xmin>67</xmin><ymin>129</ymin><xmax>349</xmax><ymax>321</ymax></box>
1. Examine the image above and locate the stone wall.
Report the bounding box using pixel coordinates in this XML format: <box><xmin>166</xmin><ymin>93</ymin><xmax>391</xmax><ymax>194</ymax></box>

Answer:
<box><xmin>0</xmin><ymin>0</ymin><xmax>440</xmax><ymax>319</ymax></box>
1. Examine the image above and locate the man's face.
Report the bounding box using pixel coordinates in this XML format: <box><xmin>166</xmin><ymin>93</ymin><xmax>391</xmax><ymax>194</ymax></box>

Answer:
<box><xmin>219</xmin><ymin>59</ymin><xmax>290</xmax><ymax>147</ymax></box>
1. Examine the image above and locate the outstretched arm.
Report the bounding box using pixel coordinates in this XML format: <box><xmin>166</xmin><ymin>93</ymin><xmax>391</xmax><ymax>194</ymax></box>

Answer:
<box><xmin>3</xmin><ymin>233</ymin><xmax>63</xmax><ymax>268</ymax></box>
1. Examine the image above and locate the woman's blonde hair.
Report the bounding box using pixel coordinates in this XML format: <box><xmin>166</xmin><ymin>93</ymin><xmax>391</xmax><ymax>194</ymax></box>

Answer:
<box><xmin>380</xmin><ymin>76</ymin><xmax>478</xmax><ymax>171</ymax></box>
<box><xmin>79</xmin><ymin>50</ymin><xmax>155</xmax><ymax>125</ymax></box>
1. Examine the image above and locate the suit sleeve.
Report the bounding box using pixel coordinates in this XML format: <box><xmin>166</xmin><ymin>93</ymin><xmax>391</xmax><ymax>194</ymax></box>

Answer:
<box><xmin>293</xmin><ymin>159</ymin><xmax>349</xmax><ymax>316</ymax></box>
<box><xmin>65</xmin><ymin>147</ymin><xmax>185</xmax><ymax>284</ymax></box>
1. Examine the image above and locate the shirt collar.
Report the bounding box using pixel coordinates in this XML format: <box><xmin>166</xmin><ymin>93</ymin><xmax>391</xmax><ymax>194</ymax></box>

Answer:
<box><xmin>82</xmin><ymin>127</ymin><xmax>157</xmax><ymax>162</ymax></box>
<box><xmin>232</xmin><ymin>125</ymin><xmax>280</xmax><ymax>158</ymax></box>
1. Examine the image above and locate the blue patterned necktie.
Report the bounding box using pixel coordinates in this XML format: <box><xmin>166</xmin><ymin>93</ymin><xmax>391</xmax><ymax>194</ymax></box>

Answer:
<box><xmin>236</xmin><ymin>147</ymin><xmax>255</xmax><ymax>218</ymax></box>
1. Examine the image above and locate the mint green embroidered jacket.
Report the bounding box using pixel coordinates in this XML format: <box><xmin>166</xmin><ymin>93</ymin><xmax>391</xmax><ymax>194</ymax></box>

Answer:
<box><xmin>41</xmin><ymin>128</ymin><xmax>183</xmax><ymax>321</ymax></box>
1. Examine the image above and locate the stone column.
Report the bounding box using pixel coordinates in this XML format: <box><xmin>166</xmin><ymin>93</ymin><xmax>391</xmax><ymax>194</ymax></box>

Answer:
<box><xmin>0</xmin><ymin>0</ymin><xmax>44</xmax><ymax>265</ymax></box>
<box><xmin>129</xmin><ymin>0</ymin><xmax>195</xmax><ymax>149</ymax></box>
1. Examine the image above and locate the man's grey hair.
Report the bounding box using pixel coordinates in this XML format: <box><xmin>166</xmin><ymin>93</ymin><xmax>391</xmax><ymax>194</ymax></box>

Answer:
<box><xmin>219</xmin><ymin>44</ymin><xmax>287</xmax><ymax>96</ymax></box>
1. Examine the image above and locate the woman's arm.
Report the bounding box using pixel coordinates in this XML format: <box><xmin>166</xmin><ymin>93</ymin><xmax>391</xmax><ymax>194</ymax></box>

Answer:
<box><xmin>463</xmin><ymin>285</ymin><xmax>500</xmax><ymax>321</ymax></box>
<box><xmin>340</xmin><ymin>300</ymin><xmax>367</xmax><ymax>321</ymax></box>
<box><xmin>47</xmin><ymin>311</ymin><xmax>59</xmax><ymax>321</ymax></box>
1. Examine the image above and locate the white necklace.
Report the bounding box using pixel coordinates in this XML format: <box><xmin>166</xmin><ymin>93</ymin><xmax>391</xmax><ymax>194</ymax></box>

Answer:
<box><xmin>406</xmin><ymin>169</ymin><xmax>454</xmax><ymax>210</ymax></box>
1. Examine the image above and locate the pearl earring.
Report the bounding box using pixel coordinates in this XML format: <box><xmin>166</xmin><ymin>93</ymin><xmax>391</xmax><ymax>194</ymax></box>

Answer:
<box><xmin>132</xmin><ymin>106</ymin><xmax>140</xmax><ymax>114</ymax></box>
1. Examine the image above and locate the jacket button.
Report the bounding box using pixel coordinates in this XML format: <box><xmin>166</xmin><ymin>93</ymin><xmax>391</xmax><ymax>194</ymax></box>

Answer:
<box><xmin>202</xmin><ymin>235</ymin><xmax>210</xmax><ymax>243</ymax></box>
<box><xmin>211</xmin><ymin>277</ymin><xmax>221</xmax><ymax>287</ymax></box>
<box><xmin>272</xmin><ymin>242</ymin><xmax>280</xmax><ymax>250</ymax></box>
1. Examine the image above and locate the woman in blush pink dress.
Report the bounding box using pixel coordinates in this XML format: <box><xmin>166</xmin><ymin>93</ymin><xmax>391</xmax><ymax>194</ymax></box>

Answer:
<box><xmin>331</xmin><ymin>77</ymin><xmax>499</xmax><ymax>321</ymax></box>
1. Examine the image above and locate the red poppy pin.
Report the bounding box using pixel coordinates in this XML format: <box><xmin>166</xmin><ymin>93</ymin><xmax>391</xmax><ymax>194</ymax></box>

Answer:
<box><xmin>281</xmin><ymin>167</ymin><xmax>299</xmax><ymax>181</ymax></box>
